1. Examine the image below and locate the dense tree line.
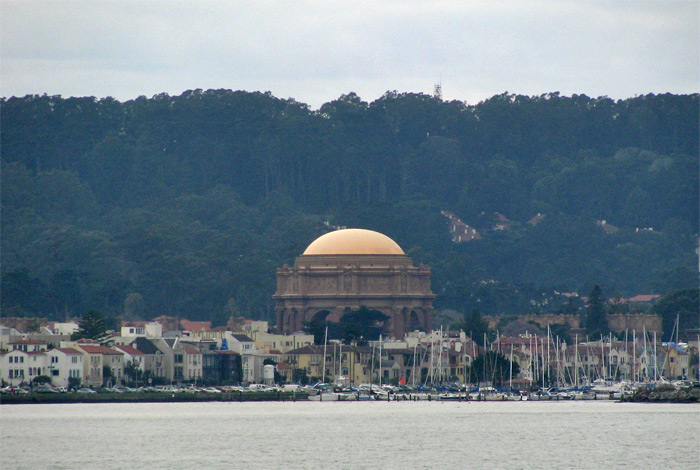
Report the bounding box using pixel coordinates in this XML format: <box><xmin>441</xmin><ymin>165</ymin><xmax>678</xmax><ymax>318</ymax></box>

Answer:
<box><xmin>1</xmin><ymin>90</ymin><xmax>698</xmax><ymax>327</ymax></box>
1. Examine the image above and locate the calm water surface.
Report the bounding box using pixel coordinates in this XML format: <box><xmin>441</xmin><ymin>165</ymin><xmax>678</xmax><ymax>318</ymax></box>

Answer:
<box><xmin>1</xmin><ymin>401</ymin><xmax>698</xmax><ymax>469</ymax></box>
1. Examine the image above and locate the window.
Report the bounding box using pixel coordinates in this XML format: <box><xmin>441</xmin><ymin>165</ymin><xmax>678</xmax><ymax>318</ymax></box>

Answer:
<box><xmin>72</xmin><ymin>356</ymin><xmax>78</xmax><ymax>363</ymax></box>
<box><xmin>52</xmin><ymin>370</ymin><xmax>59</xmax><ymax>376</ymax></box>
<box><xmin>175</xmin><ymin>354</ymin><xmax>183</xmax><ymax>364</ymax></box>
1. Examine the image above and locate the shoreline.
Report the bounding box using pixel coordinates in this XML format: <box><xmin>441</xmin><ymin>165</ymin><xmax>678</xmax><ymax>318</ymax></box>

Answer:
<box><xmin>0</xmin><ymin>391</ymin><xmax>308</xmax><ymax>405</ymax></box>
<box><xmin>3</xmin><ymin>390</ymin><xmax>698</xmax><ymax>405</ymax></box>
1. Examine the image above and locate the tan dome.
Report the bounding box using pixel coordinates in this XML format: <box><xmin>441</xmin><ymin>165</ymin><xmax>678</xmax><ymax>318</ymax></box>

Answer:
<box><xmin>303</xmin><ymin>229</ymin><xmax>405</xmax><ymax>255</ymax></box>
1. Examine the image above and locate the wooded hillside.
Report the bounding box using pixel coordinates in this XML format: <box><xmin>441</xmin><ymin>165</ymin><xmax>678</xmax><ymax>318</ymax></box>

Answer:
<box><xmin>2</xmin><ymin>90</ymin><xmax>697</xmax><ymax>325</ymax></box>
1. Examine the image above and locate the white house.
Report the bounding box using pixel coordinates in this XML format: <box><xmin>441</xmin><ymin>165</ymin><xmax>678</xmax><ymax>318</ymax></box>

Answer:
<box><xmin>49</xmin><ymin>322</ymin><xmax>80</xmax><ymax>336</ymax></box>
<box><xmin>113</xmin><ymin>344</ymin><xmax>146</xmax><ymax>385</ymax></box>
<box><xmin>0</xmin><ymin>348</ymin><xmax>52</xmax><ymax>386</ymax></box>
<box><xmin>120</xmin><ymin>322</ymin><xmax>163</xmax><ymax>339</ymax></box>
<box><xmin>183</xmin><ymin>345</ymin><xmax>203</xmax><ymax>383</ymax></box>
<box><xmin>47</xmin><ymin>348</ymin><xmax>84</xmax><ymax>388</ymax></box>
<box><xmin>1</xmin><ymin>350</ymin><xmax>30</xmax><ymax>386</ymax></box>
<box><xmin>9</xmin><ymin>339</ymin><xmax>49</xmax><ymax>353</ymax></box>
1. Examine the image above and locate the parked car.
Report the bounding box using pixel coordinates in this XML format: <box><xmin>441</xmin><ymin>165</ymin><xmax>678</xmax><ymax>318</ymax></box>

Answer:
<box><xmin>76</xmin><ymin>388</ymin><xmax>97</xmax><ymax>394</ymax></box>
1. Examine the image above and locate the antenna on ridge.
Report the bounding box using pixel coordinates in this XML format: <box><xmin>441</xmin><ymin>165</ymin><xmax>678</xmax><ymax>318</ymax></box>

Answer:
<box><xmin>433</xmin><ymin>79</ymin><xmax>442</xmax><ymax>100</ymax></box>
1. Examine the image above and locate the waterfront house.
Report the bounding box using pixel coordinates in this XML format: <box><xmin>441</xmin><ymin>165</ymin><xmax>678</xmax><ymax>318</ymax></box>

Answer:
<box><xmin>202</xmin><ymin>350</ymin><xmax>242</xmax><ymax>385</ymax></box>
<box><xmin>46</xmin><ymin>348</ymin><xmax>83</xmax><ymax>388</ymax></box>
<box><xmin>0</xmin><ymin>349</ymin><xmax>33</xmax><ymax>386</ymax></box>
<box><xmin>128</xmin><ymin>337</ymin><xmax>167</xmax><ymax>384</ymax></box>
<box><xmin>113</xmin><ymin>344</ymin><xmax>146</xmax><ymax>384</ymax></box>
<box><xmin>71</xmin><ymin>344</ymin><xmax>124</xmax><ymax>386</ymax></box>
<box><xmin>284</xmin><ymin>345</ymin><xmax>325</xmax><ymax>381</ymax></box>
<box><xmin>69</xmin><ymin>343</ymin><xmax>104</xmax><ymax>387</ymax></box>
<box><xmin>183</xmin><ymin>344</ymin><xmax>203</xmax><ymax>383</ymax></box>
<box><xmin>659</xmin><ymin>343</ymin><xmax>690</xmax><ymax>380</ymax></box>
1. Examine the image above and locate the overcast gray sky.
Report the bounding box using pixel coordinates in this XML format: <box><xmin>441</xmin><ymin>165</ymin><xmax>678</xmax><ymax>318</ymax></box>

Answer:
<box><xmin>2</xmin><ymin>1</ymin><xmax>698</xmax><ymax>108</ymax></box>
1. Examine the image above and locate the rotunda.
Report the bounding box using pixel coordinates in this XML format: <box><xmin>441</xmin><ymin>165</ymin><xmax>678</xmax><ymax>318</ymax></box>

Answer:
<box><xmin>274</xmin><ymin>229</ymin><xmax>434</xmax><ymax>338</ymax></box>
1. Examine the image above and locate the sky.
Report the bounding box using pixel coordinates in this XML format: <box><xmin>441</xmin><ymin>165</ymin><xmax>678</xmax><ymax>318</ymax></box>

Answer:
<box><xmin>1</xmin><ymin>0</ymin><xmax>698</xmax><ymax>109</ymax></box>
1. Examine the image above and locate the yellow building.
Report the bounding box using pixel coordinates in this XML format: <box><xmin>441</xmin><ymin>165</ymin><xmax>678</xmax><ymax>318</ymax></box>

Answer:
<box><xmin>283</xmin><ymin>344</ymin><xmax>375</xmax><ymax>385</ymax></box>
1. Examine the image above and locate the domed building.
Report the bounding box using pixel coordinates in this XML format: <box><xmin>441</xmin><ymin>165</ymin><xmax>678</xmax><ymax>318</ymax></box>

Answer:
<box><xmin>274</xmin><ymin>229</ymin><xmax>434</xmax><ymax>338</ymax></box>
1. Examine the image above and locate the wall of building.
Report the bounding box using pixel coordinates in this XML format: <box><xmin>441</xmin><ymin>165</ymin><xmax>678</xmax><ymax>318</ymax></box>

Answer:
<box><xmin>607</xmin><ymin>314</ymin><xmax>662</xmax><ymax>335</ymax></box>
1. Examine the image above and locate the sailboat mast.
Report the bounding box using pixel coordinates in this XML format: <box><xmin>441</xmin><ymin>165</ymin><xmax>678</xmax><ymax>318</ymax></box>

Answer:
<box><xmin>547</xmin><ymin>325</ymin><xmax>552</xmax><ymax>385</ymax></box>
<box><xmin>653</xmin><ymin>331</ymin><xmax>658</xmax><ymax>382</ymax></box>
<box><xmin>529</xmin><ymin>335</ymin><xmax>533</xmax><ymax>388</ymax></box>
<box><xmin>412</xmin><ymin>341</ymin><xmax>417</xmax><ymax>388</ymax></box>
<box><xmin>675</xmin><ymin>313</ymin><xmax>679</xmax><ymax>344</ymax></box>
<box><xmin>541</xmin><ymin>337</ymin><xmax>545</xmax><ymax>389</ymax></box>
<box><xmin>509</xmin><ymin>343</ymin><xmax>513</xmax><ymax>390</ymax></box>
<box><xmin>632</xmin><ymin>329</ymin><xmax>636</xmax><ymax>383</ymax></box>
<box><xmin>574</xmin><ymin>334</ymin><xmax>578</xmax><ymax>388</ymax></box>
<box><xmin>378</xmin><ymin>334</ymin><xmax>382</xmax><ymax>386</ymax></box>
<box><xmin>643</xmin><ymin>326</ymin><xmax>647</xmax><ymax>381</ymax></box>
<box><xmin>322</xmin><ymin>326</ymin><xmax>328</xmax><ymax>384</ymax></box>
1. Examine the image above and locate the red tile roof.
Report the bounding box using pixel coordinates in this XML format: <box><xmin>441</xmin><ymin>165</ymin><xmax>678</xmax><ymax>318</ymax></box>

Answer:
<box><xmin>53</xmin><ymin>348</ymin><xmax>82</xmax><ymax>355</ymax></box>
<box><xmin>628</xmin><ymin>294</ymin><xmax>661</xmax><ymax>302</ymax></box>
<box><xmin>114</xmin><ymin>345</ymin><xmax>144</xmax><ymax>355</ymax></box>
<box><xmin>79</xmin><ymin>345</ymin><xmax>123</xmax><ymax>355</ymax></box>
<box><xmin>9</xmin><ymin>339</ymin><xmax>47</xmax><ymax>345</ymax></box>
<box><xmin>527</xmin><ymin>213</ymin><xmax>546</xmax><ymax>225</ymax></box>
<box><xmin>183</xmin><ymin>345</ymin><xmax>201</xmax><ymax>355</ymax></box>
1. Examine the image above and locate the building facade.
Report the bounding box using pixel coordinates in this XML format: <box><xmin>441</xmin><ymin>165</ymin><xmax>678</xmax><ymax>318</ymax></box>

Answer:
<box><xmin>274</xmin><ymin>229</ymin><xmax>434</xmax><ymax>339</ymax></box>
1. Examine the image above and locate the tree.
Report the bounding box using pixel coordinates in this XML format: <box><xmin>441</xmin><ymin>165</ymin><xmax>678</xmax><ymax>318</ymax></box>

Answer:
<box><xmin>123</xmin><ymin>293</ymin><xmax>145</xmax><ymax>319</ymax></box>
<box><xmin>68</xmin><ymin>377</ymin><xmax>81</xmax><ymax>390</ymax></box>
<box><xmin>103</xmin><ymin>366</ymin><xmax>113</xmax><ymax>386</ymax></box>
<box><xmin>460</xmin><ymin>309</ymin><xmax>491</xmax><ymax>343</ymax></box>
<box><xmin>339</xmin><ymin>307</ymin><xmax>388</xmax><ymax>343</ymax></box>
<box><xmin>652</xmin><ymin>288</ymin><xmax>699</xmax><ymax>342</ymax></box>
<box><xmin>31</xmin><ymin>375</ymin><xmax>52</xmax><ymax>386</ymax></box>
<box><xmin>212</xmin><ymin>297</ymin><xmax>238</xmax><ymax>328</ymax></box>
<box><xmin>71</xmin><ymin>309</ymin><xmax>108</xmax><ymax>341</ymax></box>
<box><xmin>468</xmin><ymin>351</ymin><xmax>520</xmax><ymax>387</ymax></box>
<box><xmin>585</xmin><ymin>285</ymin><xmax>609</xmax><ymax>338</ymax></box>
<box><xmin>124</xmin><ymin>360</ymin><xmax>143</xmax><ymax>386</ymax></box>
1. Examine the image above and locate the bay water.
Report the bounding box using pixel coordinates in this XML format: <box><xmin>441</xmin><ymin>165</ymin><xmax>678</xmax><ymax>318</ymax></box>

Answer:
<box><xmin>2</xmin><ymin>401</ymin><xmax>698</xmax><ymax>469</ymax></box>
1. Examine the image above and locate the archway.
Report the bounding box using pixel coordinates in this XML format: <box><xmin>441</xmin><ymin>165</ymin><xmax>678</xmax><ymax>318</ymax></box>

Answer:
<box><xmin>408</xmin><ymin>310</ymin><xmax>421</xmax><ymax>331</ymax></box>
